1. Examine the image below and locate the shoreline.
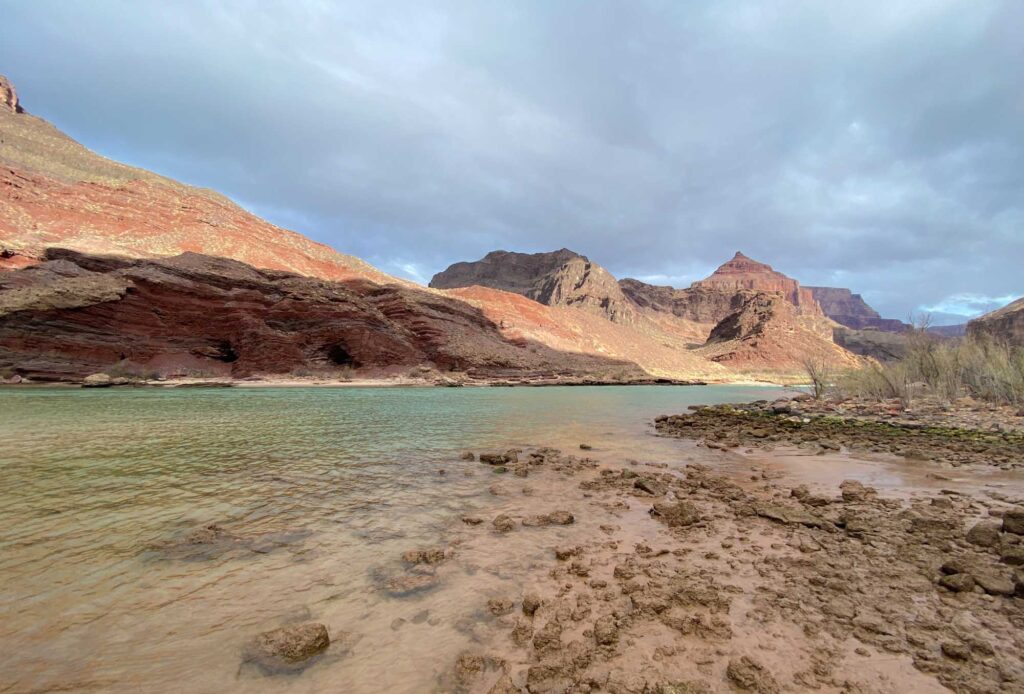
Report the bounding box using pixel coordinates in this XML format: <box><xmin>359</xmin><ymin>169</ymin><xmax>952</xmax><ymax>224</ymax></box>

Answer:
<box><xmin>427</xmin><ymin>410</ymin><xmax>1024</xmax><ymax>692</ymax></box>
<box><xmin>0</xmin><ymin>376</ymin><xmax>787</xmax><ymax>390</ymax></box>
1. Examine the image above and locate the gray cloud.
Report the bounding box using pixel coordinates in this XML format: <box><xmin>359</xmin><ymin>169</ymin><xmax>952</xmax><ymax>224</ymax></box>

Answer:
<box><xmin>2</xmin><ymin>0</ymin><xmax>1021</xmax><ymax>324</ymax></box>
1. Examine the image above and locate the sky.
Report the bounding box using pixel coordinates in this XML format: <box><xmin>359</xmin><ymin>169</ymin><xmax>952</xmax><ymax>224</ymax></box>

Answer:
<box><xmin>2</xmin><ymin>1</ymin><xmax>1021</xmax><ymax>325</ymax></box>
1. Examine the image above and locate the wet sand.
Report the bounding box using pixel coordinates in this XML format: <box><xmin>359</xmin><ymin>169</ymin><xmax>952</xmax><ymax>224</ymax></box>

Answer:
<box><xmin>433</xmin><ymin>439</ymin><xmax>1024</xmax><ymax>693</ymax></box>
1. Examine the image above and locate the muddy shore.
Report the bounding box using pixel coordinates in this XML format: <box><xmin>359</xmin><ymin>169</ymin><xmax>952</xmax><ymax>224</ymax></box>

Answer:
<box><xmin>421</xmin><ymin>403</ymin><xmax>1024</xmax><ymax>693</ymax></box>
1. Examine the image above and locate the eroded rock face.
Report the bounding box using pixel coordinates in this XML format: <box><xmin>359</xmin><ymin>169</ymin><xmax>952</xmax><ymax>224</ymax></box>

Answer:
<box><xmin>968</xmin><ymin>297</ymin><xmax>1024</xmax><ymax>347</ymax></box>
<box><xmin>807</xmin><ymin>286</ymin><xmax>907</xmax><ymax>332</ymax></box>
<box><xmin>0</xmin><ymin>249</ymin><xmax>641</xmax><ymax>382</ymax></box>
<box><xmin>0</xmin><ymin>75</ymin><xmax>22</xmax><ymax>114</ymax></box>
<box><xmin>429</xmin><ymin>249</ymin><xmax>635</xmax><ymax>324</ymax></box>
<box><xmin>692</xmin><ymin>252</ymin><xmax>823</xmax><ymax>318</ymax></box>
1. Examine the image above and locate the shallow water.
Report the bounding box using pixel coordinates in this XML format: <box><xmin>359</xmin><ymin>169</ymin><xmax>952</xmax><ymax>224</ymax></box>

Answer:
<box><xmin>0</xmin><ymin>385</ymin><xmax>785</xmax><ymax>693</ymax></box>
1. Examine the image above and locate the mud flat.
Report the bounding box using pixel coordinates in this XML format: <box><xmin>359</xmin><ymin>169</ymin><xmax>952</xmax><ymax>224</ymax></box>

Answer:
<box><xmin>439</xmin><ymin>425</ymin><xmax>1024</xmax><ymax>692</ymax></box>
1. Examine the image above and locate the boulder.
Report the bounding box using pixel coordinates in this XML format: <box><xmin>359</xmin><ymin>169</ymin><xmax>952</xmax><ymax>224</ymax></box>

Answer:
<box><xmin>966</xmin><ymin>521</ymin><xmax>1002</xmax><ymax>548</ymax></box>
<box><xmin>1002</xmin><ymin>509</ymin><xmax>1024</xmax><ymax>535</ymax></box>
<box><xmin>82</xmin><ymin>373</ymin><xmax>113</xmax><ymax>388</ymax></box>
<box><xmin>839</xmin><ymin>479</ymin><xmax>876</xmax><ymax>503</ymax></box>
<box><xmin>522</xmin><ymin>593</ymin><xmax>542</xmax><ymax>617</ymax></box>
<box><xmin>244</xmin><ymin>622</ymin><xmax>330</xmax><ymax>674</ymax></box>
<box><xmin>493</xmin><ymin>514</ymin><xmax>516</xmax><ymax>533</ymax></box>
<box><xmin>726</xmin><ymin>656</ymin><xmax>780</xmax><ymax>693</ymax></box>
<box><xmin>650</xmin><ymin>501</ymin><xmax>701</xmax><ymax>528</ymax></box>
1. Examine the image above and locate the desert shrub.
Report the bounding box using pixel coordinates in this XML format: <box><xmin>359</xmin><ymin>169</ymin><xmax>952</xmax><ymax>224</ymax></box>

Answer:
<box><xmin>839</xmin><ymin>333</ymin><xmax>1024</xmax><ymax>407</ymax></box>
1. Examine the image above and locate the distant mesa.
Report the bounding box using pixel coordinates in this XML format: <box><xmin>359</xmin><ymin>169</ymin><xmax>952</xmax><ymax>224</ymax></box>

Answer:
<box><xmin>806</xmin><ymin>286</ymin><xmax>908</xmax><ymax>332</ymax></box>
<box><xmin>429</xmin><ymin>249</ymin><xmax>636</xmax><ymax>324</ymax></box>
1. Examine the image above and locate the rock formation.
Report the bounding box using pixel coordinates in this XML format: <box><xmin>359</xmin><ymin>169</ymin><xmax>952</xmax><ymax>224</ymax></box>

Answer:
<box><xmin>699</xmin><ymin>292</ymin><xmax>861</xmax><ymax>374</ymax></box>
<box><xmin>807</xmin><ymin>286</ymin><xmax>906</xmax><ymax>331</ymax></box>
<box><xmin>968</xmin><ymin>297</ymin><xmax>1024</xmax><ymax>346</ymax></box>
<box><xmin>692</xmin><ymin>252</ymin><xmax>823</xmax><ymax>317</ymax></box>
<box><xmin>0</xmin><ymin>83</ymin><xmax>390</xmax><ymax>282</ymax></box>
<box><xmin>430</xmin><ymin>249</ymin><xmax>635</xmax><ymax>323</ymax></box>
<box><xmin>0</xmin><ymin>75</ymin><xmax>22</xmax><ymax>114</ymax></box>
<box><xmin>0</xmin><ymin>249</ymin><xmax>646</xmax><ymax>382</ymax></box>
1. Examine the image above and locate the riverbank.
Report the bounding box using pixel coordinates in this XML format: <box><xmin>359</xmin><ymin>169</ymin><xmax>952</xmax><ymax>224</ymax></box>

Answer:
<box><xmin>433</xmin><ymin>435</ymin><xmax>1024</xmax><ymax>692</ymax></box>
<box><xmin>655</xmin><ymin>395</ymin><xmax>1024</xmax><ymax>470</ymax></box>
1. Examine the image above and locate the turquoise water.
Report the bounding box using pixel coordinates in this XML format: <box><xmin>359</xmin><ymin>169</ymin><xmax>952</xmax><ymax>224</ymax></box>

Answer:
<box><xmin>0</xmin><ymin>385</ymin><xmax>781</xmax><ymax>693</ymax></box>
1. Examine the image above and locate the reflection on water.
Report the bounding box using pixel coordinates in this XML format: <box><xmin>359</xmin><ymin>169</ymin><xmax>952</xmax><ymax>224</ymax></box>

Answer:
<box><xmin>1</xmin><ymin>384</ymin><xmax>783</xmax><ymax>693</ymax></box>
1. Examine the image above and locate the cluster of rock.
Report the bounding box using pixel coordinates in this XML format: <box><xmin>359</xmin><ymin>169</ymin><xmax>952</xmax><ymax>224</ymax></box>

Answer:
<box><xmin>655</xmin><ymin>397</ymin><xmax>1024</xmax><ymax>469</ymax></box>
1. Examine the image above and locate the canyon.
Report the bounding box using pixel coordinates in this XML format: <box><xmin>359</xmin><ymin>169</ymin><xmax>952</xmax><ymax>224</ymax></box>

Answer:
<box><xmin>1</xmin><ymin>74</ymin><xmax>1009</xmax><ymax>385</ymax></box>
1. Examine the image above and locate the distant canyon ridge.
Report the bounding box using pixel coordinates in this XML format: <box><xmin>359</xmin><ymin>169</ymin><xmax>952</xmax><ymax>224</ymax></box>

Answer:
<box><xmin>0</xmin><ymin>75</ymin><xmax>1016</xmax><ymax>385</ymax></box>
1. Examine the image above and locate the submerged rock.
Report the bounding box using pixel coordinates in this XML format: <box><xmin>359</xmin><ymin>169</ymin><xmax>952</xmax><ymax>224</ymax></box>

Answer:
<box><xmin>243</xmin><ymin>622</ymin><xmax>330</xmax><ymax>674</ymax></box>
<box><xmin>522</xmin><ymin>511</ymin><xmax>575</xmax><ymax>527</ymax></box>
<box><xmin>493</xmin><ymin>514</ymin><xmax>517</xmax><ymax>533</ymax></box>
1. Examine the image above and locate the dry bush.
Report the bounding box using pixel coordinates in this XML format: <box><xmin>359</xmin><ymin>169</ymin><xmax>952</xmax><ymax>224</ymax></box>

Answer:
<box><xmin>800</xmin><ymin>357</ymin><xmax>832</xmax><ymax>400</ymax></box>
<box><xmin>838</xmin><ymin>332</ymin><xmax>1024</xmax><ymax>407</ymax></box>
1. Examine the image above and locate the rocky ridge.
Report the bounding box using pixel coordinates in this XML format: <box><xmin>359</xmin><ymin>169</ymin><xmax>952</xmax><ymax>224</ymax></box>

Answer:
<box><xmin>968</xmin><ymin>297</ymin><xmax>1024</xmax><ymax>347</ymax></box>
<box><xmin>0</xmin><ymin>249</ymin><xmax>647</xmax><ymax>383</ymax></box>
<box><xmin>807</xmin><ymin>286</ymin><xmax>907</xmax><ymax>332</ymax></box>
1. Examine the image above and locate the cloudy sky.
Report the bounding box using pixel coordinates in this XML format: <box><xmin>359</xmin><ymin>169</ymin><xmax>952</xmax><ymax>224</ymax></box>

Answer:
<box><xmin>2</xmin><ymin>1</ymin><xmax>1021</xmax><ymax>324</ymax></box>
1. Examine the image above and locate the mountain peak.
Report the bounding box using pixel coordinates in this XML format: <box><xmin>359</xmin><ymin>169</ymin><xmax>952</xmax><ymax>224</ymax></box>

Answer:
<box><xmin>1</xmin><ymin>75</ymin><xmax>23</xmax><ymax>114</ymax></box>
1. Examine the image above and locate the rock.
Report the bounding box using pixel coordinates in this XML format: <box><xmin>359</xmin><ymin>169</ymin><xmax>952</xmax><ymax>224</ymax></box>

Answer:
<box><xmin>726</xmin><ymin>656</ymin><xmax>780</xmax><ymax>693</ymax></box>
<box><xmin>462</xmin><ymin>516</ymin><xmax>484</xmax><ymax>525</ymax></box>
<box><xmin>480</xmin><ymin>449</ymin><xmax>519</xmax><ymax>466</ymax></box>
<box><xmin>82</xmin><ymin>373</ymin><xmax>113</xmax><ymax>388</ymax></box>
<box><xmin>650</xmin><ymin>501</ymin><xmax>701</xmax><ymax>527</ymax></box>
<box><xmin>1000</xmin><ymin>546</ymin><xmax>1024</xmax><ymax>566</ymax></box>
<box><xmin>1002</xmin><ymin>509</ymin><xmax>1024</xmax><ymax>535</ymax></box>
<box><xmin>385</xmin><ymin>571</ymin><xmax>440</xmax><ymax>596</ymax></box>
<box><xmin>554</xmin><ymin>546</ymin><xmax>581</xmax><ymax>561</ymax></box>
<box><xmin>966</xmin><ymin>521</ymin><xmax>1002</xmax><ymax>548</ymax></box>
<box><xmin>522</xmin><ymin>593</ymin><xmax>542</xmax><ymax>617</ymax></box>
<box><xmin>941</xmin><ymin>641</ymin><xmax>971</xmax><ymax>660</ymax></box>
<box><xmin>460</xmin><ymin>451</ymin><xmax>476</xmax><ymax>461</ymax></box>
<box><xmin>487</xmin><ymin>598</ymin><xmax>514</xmax><ymax>616</ymax></box>
<box><xmin>839</xmin><ymin>479</ymin><xmax>876</xmax><ymax>503</ymax></box>
<box><xmin>593</xmin><ymin>614</ymin><xmax>618</xmax><ymax>645</ymax></box>
<box><xmin>523</xmin><ymin>511</ymin><xmax>575</xmax><ymax>527</ymax></box>
<box><xmin>754</xmin><ymin>503</ymin><xmax>822</xmax><ymax>528</ymax></box>
<box><xmin>244</xmin><ymin>622</ymin><xmax>330</xmax><ymax>674</ymax></box>
<box><xmin>938</xmin><ymin>573</ymin><xmax>975</xmax><ymax>593</ymax></box>
<box><xmin>532</xmin><ymin>620</ymin><xmax>562</xmax><ymax>652</ymax></box>
<box><xmin>634</xmin><ymin>477</ymin><xmax>667</xmax><ymax>496</ymax></box>
<box><xmin>1</xmin><ymin>75</ymin><xmax>23</xmax><ymax>113</ymax></box>
<box><xmin>974</xmin><ymin>571</ymin><xmax>1016</xmax><ymax>597</ymax></box>
<box><xmin>402</xmin><ymin>547</ymin><xmax>448</xmax><ymax>565</ymax></box>
<box><xmin>579</xmin><ymin>443</ymin><xmax>593</xmax><ymax>450</ymax></box>
<box><xmin>493</xmin><ymin>514</ymin><xmax>516</xmax><ymax>533</ymax></box>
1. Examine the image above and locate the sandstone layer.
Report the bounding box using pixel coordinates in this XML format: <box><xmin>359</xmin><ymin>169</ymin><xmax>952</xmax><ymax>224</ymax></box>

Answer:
<box><xmin>0</xmin><ymin>249</ymin><xmax>646</xmax><ymax>383</ymax></box>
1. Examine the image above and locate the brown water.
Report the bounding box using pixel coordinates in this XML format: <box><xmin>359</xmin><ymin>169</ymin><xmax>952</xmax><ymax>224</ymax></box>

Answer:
<box><xmin>2</xmin><ymin>385</ymin><xmax>1012</xmax><ymax>693</ymax></box>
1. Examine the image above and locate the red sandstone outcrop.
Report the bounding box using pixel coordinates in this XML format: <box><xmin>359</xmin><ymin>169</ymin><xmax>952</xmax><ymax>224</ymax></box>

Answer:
<box><xmin>0</xmin><ymin>249</ymin><xmax>645</xmax><ymax>382</ymax></box>
<box><xmin>692</xmin><ymin>251</ymin><xmax>823</xmax><ymax>317</ymax></box>
<box><xmin>807</xmin><ymin>286</ymin><xmax>907</xmax><ymax>331</ymax></box>
<box><xmin>968</xmin><ymin>297</ymin><xmax>1024</xmax><ymax>347</ymax></box>
<box><xmin>0</xmin><ymin>91</ymin><xmax>391</xmax><ymax>282</ymax></box>
<box><xmin>699</xmin><ymin>291</ymin><xmax>862</xmax><ymax>375</ymax></box>
<box><xmin>430</xmin><ymin>249</ymin><xmax>635</xmax><ymax>324</ymax></box>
